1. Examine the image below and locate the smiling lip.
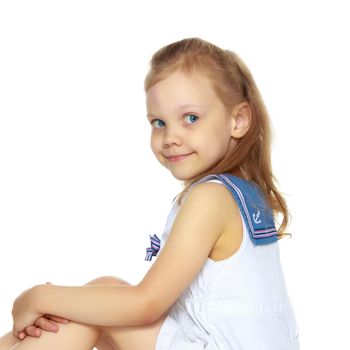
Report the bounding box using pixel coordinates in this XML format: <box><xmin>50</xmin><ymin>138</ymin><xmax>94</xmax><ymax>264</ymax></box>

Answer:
<box><xmin>166</xmin><ymin>153</ymin><xmax>193</xmax><ymax>162</ymax></box>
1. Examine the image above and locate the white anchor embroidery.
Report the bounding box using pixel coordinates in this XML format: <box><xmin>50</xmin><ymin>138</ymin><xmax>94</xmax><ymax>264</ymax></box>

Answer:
<box><xmin>252</xmin><ymin>210</ymin><xmax>262</xmax><ymax>224</ymax></box>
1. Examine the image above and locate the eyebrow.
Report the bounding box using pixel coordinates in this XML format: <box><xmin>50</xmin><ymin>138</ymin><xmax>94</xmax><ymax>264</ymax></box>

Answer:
<box><xmin>147</xmin><ymin>104</ymin><xmax>206</xmax><ymax>118</ymax></box>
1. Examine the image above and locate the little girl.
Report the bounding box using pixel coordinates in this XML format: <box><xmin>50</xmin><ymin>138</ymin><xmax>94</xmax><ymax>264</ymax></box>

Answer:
<box><xmin>0</xmin><ymin>37</ymin><xmax>299</xmax><ymax>349</ymax></box>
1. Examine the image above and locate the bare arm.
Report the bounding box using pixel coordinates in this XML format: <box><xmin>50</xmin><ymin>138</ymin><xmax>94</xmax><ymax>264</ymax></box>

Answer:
<box><xmin>12</xmin><ymin>278</ymin><xmax>151</xmax><ymax>337</ymax></box>
<box><xmin>35</xmin><ymin>283</ymin><xmax>150</xmax><ymax>327</ymax></box>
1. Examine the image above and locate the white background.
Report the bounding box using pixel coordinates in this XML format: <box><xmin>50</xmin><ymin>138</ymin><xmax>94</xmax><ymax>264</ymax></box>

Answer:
<box><xmin>0</xmin><ymin>0</ymin><xmax>349</xmax><ymax>348</ymax></box>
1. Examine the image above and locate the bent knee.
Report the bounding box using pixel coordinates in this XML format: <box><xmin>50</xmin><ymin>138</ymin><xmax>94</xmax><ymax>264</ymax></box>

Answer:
<box><xmin>86</xmin><ymin>276</ymin><xmax>131</xmax><ymax>286</ymax></box>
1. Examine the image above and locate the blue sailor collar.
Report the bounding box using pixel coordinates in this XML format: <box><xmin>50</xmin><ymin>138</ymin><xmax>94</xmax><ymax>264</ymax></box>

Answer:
<box><xmin>192</xmin><ymin>173</ymin><xmax>279</xmax><ymax>245</ymax></box>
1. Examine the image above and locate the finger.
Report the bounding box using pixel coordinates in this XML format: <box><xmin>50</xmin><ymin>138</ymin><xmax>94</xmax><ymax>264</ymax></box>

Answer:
<box><xmin>18</xmin><ymin>331</ymin><xmax>26</xmax><ymax>340</ymax></box>
<box><xmin>35</xmin><ymin>317</ymin><xmax>58</xmax><ymax>332</ymax></box>
<box><xmin>46</xmin><ymin>315</ymin><xmax>69</xmax><ymax>324</ymax></box>
<box><xmin>25</xmin><ymin>326</ymin><xmax>41</xmax><ymax>337</ymax></box>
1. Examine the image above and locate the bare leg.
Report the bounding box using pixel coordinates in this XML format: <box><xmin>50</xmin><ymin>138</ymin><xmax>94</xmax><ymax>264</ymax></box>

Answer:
<box><xmin>0</xmin><ymin>276</ymin><xmax>167</xmax><ymax>350</ymax></box>
<box><xmin>9</xmin><ymin>322</ymin><xmax>99</xmax><ymax>350</ymax></box>
<box><xmin>0</xmin><ymin>332</ymin><xmax>19</xmax><ymax>349</ymax></box>
<box><xmin>0</xmin><ymin>327</ymin><xmax>116</xmax><ymax>350</ymax></box>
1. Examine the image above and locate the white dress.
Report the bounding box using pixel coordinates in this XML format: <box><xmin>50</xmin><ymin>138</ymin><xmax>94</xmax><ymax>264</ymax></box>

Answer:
<box><xmin>154</xmin><ymin>179</ymin><xmax>300</xmax><ymax>350</ymax></box>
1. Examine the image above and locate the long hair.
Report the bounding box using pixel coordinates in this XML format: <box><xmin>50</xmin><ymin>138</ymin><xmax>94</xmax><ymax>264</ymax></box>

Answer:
<box><xmin>144</xmin><ymin>37</ymin><xmax>291</xmax><ymax>238</ymax></box>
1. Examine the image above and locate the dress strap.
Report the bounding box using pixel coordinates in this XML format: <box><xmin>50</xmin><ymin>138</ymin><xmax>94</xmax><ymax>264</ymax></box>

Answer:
<box><xmin>193</xmin><ymin>173</ymin><xmax>278</xmax><ymax>245</ymax></box>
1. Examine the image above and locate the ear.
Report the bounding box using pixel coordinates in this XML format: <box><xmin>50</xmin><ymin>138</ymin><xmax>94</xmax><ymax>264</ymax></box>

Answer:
<box><xmin>230</xmin><ymin>102</ymin><xmax>252</xmax><ymax>139</ymax></box>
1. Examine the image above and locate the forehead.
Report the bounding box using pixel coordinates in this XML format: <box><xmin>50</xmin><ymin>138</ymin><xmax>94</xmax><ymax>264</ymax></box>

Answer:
<box><xmin>146</xmin><ymin>70</ymin><xmax>219</xmax><ymax>115</ymax></box>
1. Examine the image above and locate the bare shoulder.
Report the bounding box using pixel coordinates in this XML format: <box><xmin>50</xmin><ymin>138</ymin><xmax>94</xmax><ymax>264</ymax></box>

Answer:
<box><xmin>183</xmin><ymin>181</ymin><xmax>241</xmax><ymax>227</ymax></box>
<box><xmin>172</xmin><ymin>181</ymin><xmax>233</xmax><ymax>244</ymax></box>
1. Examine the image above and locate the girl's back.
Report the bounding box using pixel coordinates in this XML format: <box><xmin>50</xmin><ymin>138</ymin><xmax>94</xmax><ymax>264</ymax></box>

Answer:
<box><xmin>153</xmin><ymin>174</ymin><xmax>299</xmax><ymax>350</ymax></box>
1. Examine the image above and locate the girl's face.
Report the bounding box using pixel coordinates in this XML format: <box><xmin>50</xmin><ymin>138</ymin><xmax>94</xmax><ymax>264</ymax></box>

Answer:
<box><xmin>146</xmin><ymin>69</ymin><xmax>238</xmax><ymax>185</ymax></box>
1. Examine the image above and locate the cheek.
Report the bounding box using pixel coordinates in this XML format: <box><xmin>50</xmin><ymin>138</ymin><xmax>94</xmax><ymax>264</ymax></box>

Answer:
<box><xmin>150</xmin><ymin>133</ymin><xmax>162</xmax><ymax>156</ymax></box>
<box><xmin>204</xmin><ymin>127</ymin><xmax>232</xmax><ymax>157</ymax></box>
<box><xmin>197</xmin><ymin>134</ymin><xmax>220</xmax><ymax>158</ymax></box>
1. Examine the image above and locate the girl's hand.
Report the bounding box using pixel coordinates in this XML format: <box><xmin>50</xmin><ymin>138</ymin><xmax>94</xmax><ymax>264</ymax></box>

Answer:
<box><xmin>21</xmin><ymin>282</ymin><xmax>69</xmax><ymax>339</ymax></box>
<box><xmin>19</xmin><ymin>315</ymin><xmax>70</xmax><ymax>339</ymax></box>
<box><xmin>12</xmin><ymin>284</ymin><xmax>43</xmax><ymax>339</ymax></box>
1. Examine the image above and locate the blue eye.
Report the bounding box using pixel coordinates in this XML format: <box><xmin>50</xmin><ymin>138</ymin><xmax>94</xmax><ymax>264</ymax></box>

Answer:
<box><xmin>184</xmin><ymin>114</ymin><xmax>199</xmax><ymax>124</ymax></box>
<box><xmin>151</xmin><ymin>119</ymin><xmax>165</xmax><ymax>128</ymax></box>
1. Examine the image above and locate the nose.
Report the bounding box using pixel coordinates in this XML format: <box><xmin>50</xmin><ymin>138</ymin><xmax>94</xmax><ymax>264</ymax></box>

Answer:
<box><xmin>162</xmin><ymin>125</ymin><xmax>183</xmax><ymax>147</ymax></box>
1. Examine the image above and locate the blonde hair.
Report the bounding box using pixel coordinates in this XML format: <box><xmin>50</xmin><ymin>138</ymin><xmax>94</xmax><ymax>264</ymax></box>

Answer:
<box><xmin>144</xmin><ymin>37</ymin><xmax>291</xmax><ymax>238</ymax></box>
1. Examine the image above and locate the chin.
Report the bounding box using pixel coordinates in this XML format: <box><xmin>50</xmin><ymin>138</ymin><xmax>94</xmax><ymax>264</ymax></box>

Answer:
<box><xmin>169</xmin><ymin>169</ymin><xmax>200</xmax><ymax>183</ymax></box>
<box><xmin>168</xmin><ymin>171</ymin><xmax>188</xmax><ymax>181</ymax></box>
<box><xmin>171</xmin><ymin>173</ymin><xmax>188</xmax><ymax>181</ymax></box>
